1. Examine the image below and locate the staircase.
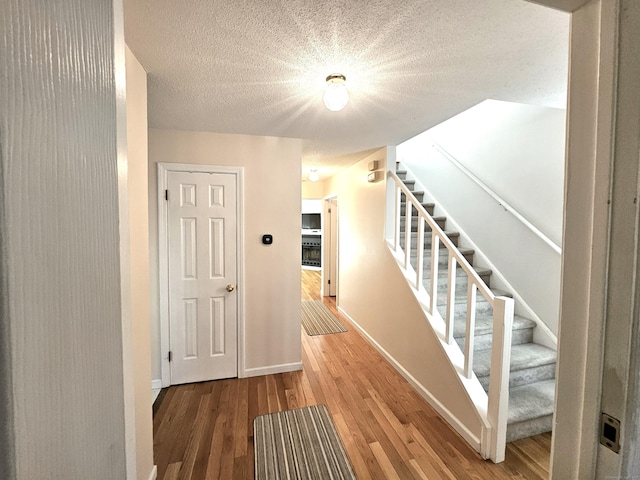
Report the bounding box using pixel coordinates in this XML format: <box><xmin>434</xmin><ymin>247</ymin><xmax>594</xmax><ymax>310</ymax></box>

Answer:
<box><xmin>396</xmin><ymin>165</ymin><xmax>556</xmax><ymax>443</ymax></box>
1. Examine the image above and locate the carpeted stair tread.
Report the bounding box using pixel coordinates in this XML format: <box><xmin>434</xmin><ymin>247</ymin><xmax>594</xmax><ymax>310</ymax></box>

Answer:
<box><xmin>507</xmin><ymin>379</ymin><xmax>555</xmax><ymax>424</ymax></box>
<box><xmin>419</xmin><ymin>246</ymin><xmax>475</xmax><ymax>259</ymax></box>
<box><xmin>420</xmin><ymin>248</ymin><xmax>476</xmax><ymax>266</ymax></box>
<box><xmin>399</xmin><ymin>230</ymin><xmax>459</xmax><ymax>245</ymax></box>
<box><xmin>410</xmin><ymin>247</ymin><xmax>475</xmax><ymax>267</ymax></box>
<box><xmin>425</xmin><ymin>274</ymin><xmax>494</xmax><ymax>299</ymax></box>
<box><xmin>452</xmin><ymin>314</ymin><xmax>535</xmax><ymax>339</ymax></box>
<box><xmin>431</xmin><ymin>265</ymin><xmax>492</xmax><ymax>278</ymax></box>
<box><xmin>453</xmin><ymin>314</ymin><xmax>535</xmax><ymax>350</ymax></box>
<box><xmin>435</xmin><ymin>287</ymin><xmax>512</xmax><ymax>315</ymax></box>
<box><xmin>433</xmin><ymin>288</ymin><xmax>511</xmax><ymax>308</ymax></box>
<box><xmin>474</xmin><ymin>343</ymin><xmax>557</xmax><ymax>378</ymax></box>
<box><xmin>399</xmin><ymin>216</ymin><xmax>446</xmax><ymax>230</ymax></box>
<box><xmin>408</xmin><ymin>190</ymin><xmax>424</xmax><ymax>201</ymax></box>
<box><xmin>507</xmin><ymin>414</ymin><xmax>553</xmax><ymax>443</ymax></box>
<box><xmin>400</xmin><ymin>201</ymin><xmax>435</xmax><ymax>212</ymax></box>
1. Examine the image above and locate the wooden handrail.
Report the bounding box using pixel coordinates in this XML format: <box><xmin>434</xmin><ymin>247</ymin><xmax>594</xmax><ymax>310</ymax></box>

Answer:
<box><xmin>429</xmin><ymin>140</ymin><xmax>562</xmax><ymax>255</ymax></box>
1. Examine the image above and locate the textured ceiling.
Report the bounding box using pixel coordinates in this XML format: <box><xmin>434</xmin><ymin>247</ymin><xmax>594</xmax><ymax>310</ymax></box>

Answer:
<box><xmin>124</xmin><ymin>0</ymin><xmax>569</xmax><ymax>181</ymax></box>
<box><xmin>526</xmin><ymin>0</ymin><xmax>592</xmax><ymax>12</ymax></box>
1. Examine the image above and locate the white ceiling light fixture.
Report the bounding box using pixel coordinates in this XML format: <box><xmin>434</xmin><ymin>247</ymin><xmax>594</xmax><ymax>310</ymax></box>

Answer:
<box><xmin>323</xmin><ymin>74</ymin><xmax>349</xmax><ymax>112</ymax></box>
<box><xmin>308</xmin><ymin>168</ymin><xmax>320</xmax><ymax>182</ymax></box>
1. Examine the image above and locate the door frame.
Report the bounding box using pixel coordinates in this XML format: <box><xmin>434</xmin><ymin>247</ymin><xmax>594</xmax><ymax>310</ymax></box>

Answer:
<box><xmin>157</xmin><ymin>162</ymin><xmax>245</xmax><ymax>387</ymax></box>
<box><xmin>321</xmin><ymin>194</ymin><xmax>339</xmax><ymax>299</ymax></box>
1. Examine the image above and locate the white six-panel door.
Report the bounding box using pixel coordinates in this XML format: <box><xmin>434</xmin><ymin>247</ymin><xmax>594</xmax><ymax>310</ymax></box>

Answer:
<box><xmin>167</xmin><ymin>170</ymin><xmax>238</xmax><ymax>384</ymax></box>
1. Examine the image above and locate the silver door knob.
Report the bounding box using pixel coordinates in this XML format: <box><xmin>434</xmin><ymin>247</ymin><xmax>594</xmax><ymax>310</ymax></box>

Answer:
<box><xmin>226</xmin><ymin>284</ymin><xmax>235</xmax><ymax>292</ymax></box>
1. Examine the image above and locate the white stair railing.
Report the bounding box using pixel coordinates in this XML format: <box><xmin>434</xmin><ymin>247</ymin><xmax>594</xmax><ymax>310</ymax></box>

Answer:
<box><xmin>389</xmin><ymin>169</ymin><xmax>514</xmax><ymax>463</ymax></box>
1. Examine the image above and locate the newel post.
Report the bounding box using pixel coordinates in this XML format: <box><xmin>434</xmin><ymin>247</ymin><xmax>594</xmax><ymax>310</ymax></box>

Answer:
<box><xmin>487</xmin><ymin>295</ymin><xmax>514</xmax><ymax>463</ymax></box>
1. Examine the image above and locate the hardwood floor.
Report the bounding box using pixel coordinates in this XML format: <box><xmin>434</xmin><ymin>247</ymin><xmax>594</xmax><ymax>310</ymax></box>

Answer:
<box><xmin>153</xmin><ymin>270</ymin><xmax>551</xmax><ymax>479</ymax></box>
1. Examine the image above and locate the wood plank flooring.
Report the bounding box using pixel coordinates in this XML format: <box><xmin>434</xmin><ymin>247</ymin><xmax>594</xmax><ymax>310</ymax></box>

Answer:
<box><xmin>153</xmin><ymin>270</ymin><xmax>551</xmax><ymax>479</ymax></box>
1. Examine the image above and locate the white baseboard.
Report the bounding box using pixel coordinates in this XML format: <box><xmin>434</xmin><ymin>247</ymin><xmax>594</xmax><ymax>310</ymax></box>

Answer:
<box><xmin>242</xmin><ymin>362</ymin><xmax>303</xmax><ymax>378</ymax></box>
<box><xmin>151</xmin><ymin>379</ymin><xmax>162</xmax><ymax>390</ymax></box>
<box><xmin>148</xmin><ymin>465</ymin><xmax>157</xmax><ymax>480</ymax></box>
<box><xmin>338</xmin><ymin>307</ymin><xmax>481</xmax><ymax>451</ymax></box>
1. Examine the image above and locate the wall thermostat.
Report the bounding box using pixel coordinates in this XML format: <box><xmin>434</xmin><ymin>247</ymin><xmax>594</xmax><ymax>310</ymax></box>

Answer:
<box><xmin>262</xmin><ymin>234</ymin><xmax>273</xmax><ymax>245</ymax></box>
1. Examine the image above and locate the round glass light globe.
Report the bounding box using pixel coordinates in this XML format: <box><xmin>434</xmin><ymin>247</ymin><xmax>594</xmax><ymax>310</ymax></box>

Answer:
<box><xmin>323</xmin><ymin>81</ymin><xmax>349</xmax><ymax>111</ymax></box>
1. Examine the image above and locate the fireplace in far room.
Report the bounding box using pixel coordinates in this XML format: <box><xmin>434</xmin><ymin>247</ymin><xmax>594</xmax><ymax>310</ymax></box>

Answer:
<box><xmin>302</xmin><ymin>235</ymin><xmax>321</xmax><ymax>267</ymax></box>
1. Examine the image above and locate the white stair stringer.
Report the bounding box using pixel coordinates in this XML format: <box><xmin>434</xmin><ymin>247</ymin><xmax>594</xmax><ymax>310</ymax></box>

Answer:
<box><xmin>383</xmin><ymin>241</ymin><xmax>493</xmax><ymax>453</ymax></box>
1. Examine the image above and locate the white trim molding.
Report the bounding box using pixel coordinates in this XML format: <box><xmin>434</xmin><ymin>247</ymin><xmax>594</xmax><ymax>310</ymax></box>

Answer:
<box><xmin>157</xmin><ymin>163</ymin><xmax>245</xmax><ymax>386</ymax></box>
<box><xmin>243</xmin><ymin>362</ymin><xmax>303</xmax><ymax>378</ymax></box>
<box><xmin>148</xmin><ymin>466</ymin><xmax>158</xmax><ymax>480</ymax></box>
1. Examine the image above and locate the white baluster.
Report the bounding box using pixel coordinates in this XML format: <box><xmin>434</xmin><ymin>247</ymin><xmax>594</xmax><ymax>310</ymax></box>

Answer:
<box><xmin>404</xmin><ymin>199</ymin><xmax>412</xmax><ymax>269</ymax></box>
<box><xmin>394</xmin><ymin>184</ymin><xmax>402</xmax><ymax>251</ymax></box>
<box><xmin>445</xmin><ymin>254</ymin><xmax>457</xmax><ymax>345</ymax></box>
<box><xmin>416</xmin><ymin>215</ymin><xmax>425</xmax><ymax>290</ymax></box>
<box><xmin>429</xmin><ymin>233</ymin><xmax>439</xmax><ymax>315</ymax></box>
<box><xmin>464</xmin><ymin>282</ymin><xmax>477</xmax><ymax>379</ymax></box>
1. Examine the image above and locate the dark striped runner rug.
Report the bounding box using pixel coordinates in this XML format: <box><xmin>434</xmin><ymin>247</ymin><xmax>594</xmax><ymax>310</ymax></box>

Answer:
<box><xmin>254</xmin><ymin>405</ymin><xmax>356</xmax><ymax>480</ymax></box>
<box><xmin>301</xmin><ymin>300</ymin><xmax>347</xmax><ymax>336</ymax></box>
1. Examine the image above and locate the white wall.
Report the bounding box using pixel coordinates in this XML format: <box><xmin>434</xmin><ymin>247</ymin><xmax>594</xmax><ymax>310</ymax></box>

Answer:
<box><xmin>325</xmin><ymin>148</ymin><xmax>484</xmax><ymax>446</ymax></box>
<box><xmin>125</xmin><ymin>46</ymin><xmax>155</xmax><ymax>480</ymax></box>
<box><xmin>148</xmin><ymin>129</ymin><xmax>302</xmax><ymax>380</ymax></box>
<box><xmin>1</xmin><ymin>0</ymin><xmax>129</xmax><ymax>477</ymax></box>
<box><xmin>302</xmin><ymin>199</ymin><xmax>322</xmax><ymax>213</ymax></box>
<box><xmin>397</xmin><ymin>101</ymin><xmax>564</xmax><ymax>336</ymax></box>
<box><xmin>426</xmin><ymin>100</ymin><xmax>566</xmax><ymax>246</ymax></box>
<box><xmin>302</xmin><ymin>180</ymin><xmax>325</xmax><ymax>199</ymax></box>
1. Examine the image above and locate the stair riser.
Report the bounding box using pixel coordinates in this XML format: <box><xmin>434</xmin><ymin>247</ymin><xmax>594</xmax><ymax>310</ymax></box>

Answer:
<box><xmin>421</xmin><ymin>249</ymin><xmax>474</xmax><ymax>265</ymax></box>
<box><xmin>426</xmin><ymin>269</ymin><xmax>492</xmax><ymax>288</ymax></box>
<box><xmin>400</xmin><ymin>203</ymin><xmax>435</xmax><ymax>216</ymax></box>
<box><xmin>399</xmin><ymin>233</ymin><xmax>459</xmax><ymax>247</ymax></box>
<box><xmin>408</xmin><ymin>252</ymin><xmax>475</xmax><ymax>270</ymax></box>
<box><xmin>478</xmin><ymin>363</ymin><xmax>556</xmax><ymax>391</ymax></box>
<box><xmin>400</xmin><ymin>217</ymin><xmax>446</xmax><ymax>230</ymax></box>
<box><xmin>431</xmin><ymin>284</ymin><xmax>494</xmax><ymax>305</ymax></box>
<box><xmin>436</xmin><ymin>301</ymin><xmax>495</xmax><ymax>320</ymax></box>
<box><xmin>507</xmin><ymin>415</ymin><xmax>553</xmax><ymax>443</ymax></box>
<box><xmin>400</xmin><ymin>192</ymin><xmax>425</xmax><ymax>202</ymax></box>
<box><xmin>456</xmin><ymin>328</ymin><xmax>533</xmax><ymax>351</ymax></box>
<box><xmin>426</xmin><ymin>271</ymin><xmax>494</xmax><ymax>297</ymax></box>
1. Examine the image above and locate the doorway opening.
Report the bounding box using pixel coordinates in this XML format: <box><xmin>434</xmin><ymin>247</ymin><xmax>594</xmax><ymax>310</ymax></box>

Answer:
<box><xmin>322</xmin><ymin>196</ymin><xmax>338</xmax><ymax>298</ymax></box>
